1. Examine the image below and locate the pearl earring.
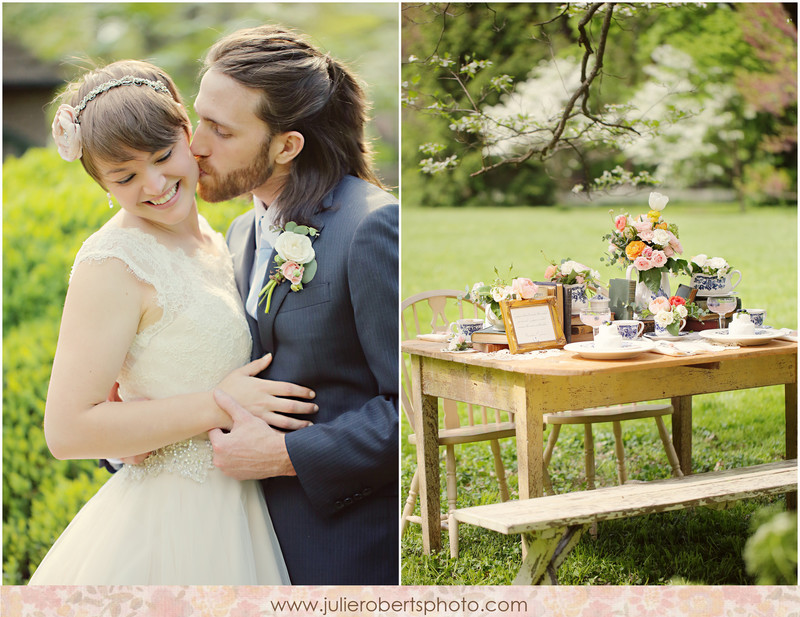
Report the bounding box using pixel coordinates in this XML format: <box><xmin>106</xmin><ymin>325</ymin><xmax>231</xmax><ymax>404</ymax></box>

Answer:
<box><xmin>107</xmin><ymin>193</ymin><xmax>114</xmax><ymax>209</ymax></box>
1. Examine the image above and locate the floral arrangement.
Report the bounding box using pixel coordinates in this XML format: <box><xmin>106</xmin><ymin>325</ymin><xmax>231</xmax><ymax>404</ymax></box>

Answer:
<box><xmin>258</xmin><ymin>222</ymin><xmax>319</xmax><ymax>314</ymax></box>
<box><xmin>603</xmin><ymin>192</ymin><xmax>689</xmax><ymax>293</ymax></box>
<box><xmin>543</xmin><ymin>258</ymin><xmax>602</xmax><ymax>294</ymax></box>
<box><xmin>464</xmin><ymin>268</ymin><xmax>539</xmax><ymax>318</ymax></box>
<box><xmin>688</xmin><ymin>254</ymin><xmax>732</xmax><ymax>277</ymax></box>
<box><xmin>447</xmin><ymin>331</ymin><xmax>470</xmax><ymax>351</ymax></box>
<box><xmin>641</xmin><ymin>295</ymin><xmax>705</xmax><ymax>335</ymax></box>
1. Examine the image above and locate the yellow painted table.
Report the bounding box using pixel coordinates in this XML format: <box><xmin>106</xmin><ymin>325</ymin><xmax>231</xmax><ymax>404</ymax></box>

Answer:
<box><xmin>403</xmin><ymin>338</ymin><xmax>797</xmax><ymax>553</ymax></box>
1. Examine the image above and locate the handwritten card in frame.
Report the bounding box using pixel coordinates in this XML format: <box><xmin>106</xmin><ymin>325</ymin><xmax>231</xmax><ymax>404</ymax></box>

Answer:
<box><xmin>499</xmin><ymin>297</ymin><xmax>567</xmax><ymax>354</ymax></box>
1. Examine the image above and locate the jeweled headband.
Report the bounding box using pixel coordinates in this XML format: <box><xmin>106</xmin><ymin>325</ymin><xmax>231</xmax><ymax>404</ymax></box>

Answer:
<box><xmin>73</xmin><ymin>76</ymin><xmax>171</xmax><ymax>121</ymax></box>
<box><xmin>52</xmin><ymin>75</ymin><xmax>172</xmax><ymax>162</ymax></box>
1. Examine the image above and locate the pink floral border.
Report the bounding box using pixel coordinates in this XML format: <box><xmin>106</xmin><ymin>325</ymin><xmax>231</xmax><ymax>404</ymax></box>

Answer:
<box><xmin>2</xmin><ymin>585</ymin><xmax>798</xmax><ymax>616</ymax></box>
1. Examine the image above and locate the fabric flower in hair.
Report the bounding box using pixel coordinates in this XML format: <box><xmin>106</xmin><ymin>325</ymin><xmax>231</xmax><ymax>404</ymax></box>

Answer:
<box><xmin>51</xmin><ymin>104</ymin><xmax>82</xmax><ymax>162</ymax></box>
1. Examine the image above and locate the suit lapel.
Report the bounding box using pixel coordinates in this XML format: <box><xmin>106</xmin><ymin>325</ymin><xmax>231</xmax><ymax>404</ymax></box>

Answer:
<box><xmin>256</xmin><ymin>213</ymin><xmax>327</xmax><ymax>354</ymax></box>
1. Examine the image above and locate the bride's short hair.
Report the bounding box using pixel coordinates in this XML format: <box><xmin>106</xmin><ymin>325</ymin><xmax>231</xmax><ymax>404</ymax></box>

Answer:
<box><xmin>55</xmin><ymin>60</ymin><xmax>189</xmax><ymax>189</ymax></box>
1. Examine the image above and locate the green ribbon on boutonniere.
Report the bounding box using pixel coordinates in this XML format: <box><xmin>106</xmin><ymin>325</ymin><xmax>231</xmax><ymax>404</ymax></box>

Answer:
<box><xmin>258</xmin><ymin>221</ymin><xmax>319</xmax><ymax>314</ymax></box>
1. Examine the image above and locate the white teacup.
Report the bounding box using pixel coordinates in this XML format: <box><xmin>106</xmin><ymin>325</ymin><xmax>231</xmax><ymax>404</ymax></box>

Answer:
<box><xmin>450</xmin><ymin>319</ymin><xmax>484</xmax><ymax>340</ymax></box>
<box><xmin>743</xmin><ymin>309</ymin><xmax>766</xmax><ymax>327</ymax></box>
<box><xmin>654</xmin><ymin>318</ymin><xmax>686</xmax><ymax>337</ymax></box>
<box><xmin>594</xmin><ymin>322</ymin><xmax>625</xmax><ymax>349</ymax></box>
<box><xmin>613</xmin><ymin>320</ymin><xmax>644</xmax><ymax>340</ymax></box>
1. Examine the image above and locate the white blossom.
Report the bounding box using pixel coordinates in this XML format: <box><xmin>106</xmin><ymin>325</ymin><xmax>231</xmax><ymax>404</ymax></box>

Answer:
<box><xmin>655</xmin><ymin>311</ymin><xmax>674</xmax><ymax>327</ymax></box>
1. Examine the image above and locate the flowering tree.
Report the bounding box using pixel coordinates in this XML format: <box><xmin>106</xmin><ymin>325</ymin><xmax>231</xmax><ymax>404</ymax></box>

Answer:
<box><xmin>403</xmin><ymin>2</ymin><xmax>797</xmax><ymax>204</ymax></box>
<box><xmin>403</xmin><ymin>3</ymin><xmax>675</xmax><ymax>195</ymax></box>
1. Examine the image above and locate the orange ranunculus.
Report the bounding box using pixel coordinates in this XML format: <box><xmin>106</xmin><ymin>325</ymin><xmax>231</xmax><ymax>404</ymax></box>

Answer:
<box><xmin>625</xmin><ymin>240</ymin><xmax>646</xmax><ymax>260</ymax></box>
<box><xmin>656</xmin><ymin>221</ymin><xmax>668</xmax><ymax>230</ymax></box>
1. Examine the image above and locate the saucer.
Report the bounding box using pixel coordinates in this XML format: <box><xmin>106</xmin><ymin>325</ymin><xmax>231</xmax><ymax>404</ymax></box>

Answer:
<box><xmin>564</xmin><ymin>339</ymin><xmax>656</xmax><ymax>360</ymax></box>
<box><xmin>698</xmin><ymin>329</ymin><xmax>784</xmax><ymax>346</ymax></box>
<box><xmin>645</xmin><ymin>331</ymin><xmax>693</xmax><ymax>342</ymax></box>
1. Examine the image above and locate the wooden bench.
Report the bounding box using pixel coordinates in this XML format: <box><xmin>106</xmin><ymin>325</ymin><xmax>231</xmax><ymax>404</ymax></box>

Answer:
<box><xmin>453</xmin><ymin>459</ymin><xmax>797</xmax><ymax>584</ymax></box>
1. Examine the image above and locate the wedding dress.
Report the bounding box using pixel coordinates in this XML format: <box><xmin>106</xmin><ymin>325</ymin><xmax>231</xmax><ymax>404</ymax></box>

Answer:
<box><xmin>29</xmin><ymin>218</ymin><xmax>290</xmax><ymax>585</ymax></box>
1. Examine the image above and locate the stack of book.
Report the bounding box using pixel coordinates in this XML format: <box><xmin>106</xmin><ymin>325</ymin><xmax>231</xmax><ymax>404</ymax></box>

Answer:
<box><xmin>470</xmin><ymin>327</ymin><xmax>510</xmax><ymax>352</ymax></box>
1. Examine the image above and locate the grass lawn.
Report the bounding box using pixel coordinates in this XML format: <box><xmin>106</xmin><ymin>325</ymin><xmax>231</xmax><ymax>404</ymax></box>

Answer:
<box><xmin>400</xmin><ymin>201</ymin><xmax>797</xmax><ymax>585</ymax></box>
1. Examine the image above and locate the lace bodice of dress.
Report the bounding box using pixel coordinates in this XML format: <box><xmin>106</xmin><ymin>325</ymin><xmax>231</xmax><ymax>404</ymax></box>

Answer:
<box><xmin>72</xmin><ymin>217</ymin><xmax>252</xmax><ymax>403</ymax></box>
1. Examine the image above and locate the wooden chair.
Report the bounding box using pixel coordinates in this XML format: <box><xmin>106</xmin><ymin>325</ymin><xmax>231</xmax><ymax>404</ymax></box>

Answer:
<box><xmin>401</xmin><ymin>289</ymin><xmax>683</xmax><ymax>557</ymax></box>
<box><xmin>544</xmin><ymin>404</ymin><xmax>683</xmax><ymax>491</ymax></box>
<box><xmin>401</xmin><ymin>290</ymin><xmax>517</xmax><ymax>558</ymax></box>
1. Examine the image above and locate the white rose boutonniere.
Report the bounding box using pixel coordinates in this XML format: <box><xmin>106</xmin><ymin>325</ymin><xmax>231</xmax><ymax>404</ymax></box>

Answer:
<box><xmin>258</xmin><ymin>221</ymin><xmax>319</xmax><ymax>314</ymax></box>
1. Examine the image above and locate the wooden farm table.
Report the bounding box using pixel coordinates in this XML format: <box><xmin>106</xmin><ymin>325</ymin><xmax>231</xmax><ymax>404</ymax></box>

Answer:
<box><xmin>403</xmin><ymin>338</ymin><xmax>797</xmax><ymax>553</ymax></box>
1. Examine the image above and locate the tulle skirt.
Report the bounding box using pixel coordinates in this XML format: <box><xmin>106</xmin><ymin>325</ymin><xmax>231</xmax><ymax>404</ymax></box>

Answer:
<box><xmin>29</xmin><ymin>449</ymin><xmax>289</xmax><ymax>585</ymax></box>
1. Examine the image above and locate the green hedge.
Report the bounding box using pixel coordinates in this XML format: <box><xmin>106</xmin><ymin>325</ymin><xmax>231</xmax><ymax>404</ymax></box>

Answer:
<box><xmin>2</xmin><ymin>147</ymin><xmax>246</xmax><ymax>583</ymax></box>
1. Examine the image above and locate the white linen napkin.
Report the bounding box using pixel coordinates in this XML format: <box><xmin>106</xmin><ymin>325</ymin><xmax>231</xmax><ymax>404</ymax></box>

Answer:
<box><xmin>650</xmin><ymin>339</ymin><xmax>740</xmax><ymax>356</ymax></box>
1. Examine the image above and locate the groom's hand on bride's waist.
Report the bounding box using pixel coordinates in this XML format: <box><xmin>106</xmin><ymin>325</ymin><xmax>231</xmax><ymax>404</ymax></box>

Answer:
<box><xmin>208</xmin><ymin>389</ymin><xmax>297</xmax><ymax>481</ymax></box>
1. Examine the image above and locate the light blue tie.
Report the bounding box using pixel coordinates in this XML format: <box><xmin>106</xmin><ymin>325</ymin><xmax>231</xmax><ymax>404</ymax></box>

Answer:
<box><xmin>245</xmin><ymin>214</ymin><xmax>273</xmax><ymax>319</ymax></box>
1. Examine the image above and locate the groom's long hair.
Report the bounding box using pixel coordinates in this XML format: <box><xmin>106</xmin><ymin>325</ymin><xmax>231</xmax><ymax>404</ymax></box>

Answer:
<box><xmin>203</xmin><ymin>25</ymin><xmax>384</xmax><ymax>224</ymax></box>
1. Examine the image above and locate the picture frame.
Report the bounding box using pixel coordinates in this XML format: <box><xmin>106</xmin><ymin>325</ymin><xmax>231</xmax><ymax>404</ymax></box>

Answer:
<box><xmin>499</xmin><ymin>297</ymin><xmax>567</xmax><ymax>354</ymax></box>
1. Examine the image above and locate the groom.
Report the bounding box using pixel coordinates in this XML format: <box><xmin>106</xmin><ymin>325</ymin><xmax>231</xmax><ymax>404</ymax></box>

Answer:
<box><xmin>190</xmin><ymin>25</ymin><xmax>399</xmax><ymax>585</ymax></box>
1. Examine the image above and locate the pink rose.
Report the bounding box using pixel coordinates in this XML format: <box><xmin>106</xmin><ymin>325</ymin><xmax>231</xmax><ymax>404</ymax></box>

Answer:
<box><xmin>511</xmin><ymin>277</ymin><xmax>538</xmax><ymax>300</ymax></box>
<box><xmin>651</xmin><ymin>250</ymin><xmax>667</xmax><ymax>268</ymax></box>
<box><xmin>51</xmin><ymin>104</ymin><xmax>83</xmax><ymax>161</ymax></box>
<box><xmin>279</xmin><ymin>260</ymin><xmax>304</xmax><ymax>285</ymax></box>
<box><xmin>670</xmin><ymin>235</ymin><xmax>683</xmax><ymax>254</ymax></box>
<box><xmin>634</xmin><ymin>256</ymin><xmax>651</xmax><ymax>271</ymax></box>
<box><xmin>649</xmin><ymin>296</ymin><xmax>671</xmax><ymax>314</ymax></box>
<box><xmin>544</xmin><ymin>264</ymin><xmax>558</xmax><ymax>281</ymax></box>
<box><xmin>641</xmin><ymin>246</ymin><xmax>653</xmax><ymax>259</ymax></box>
<box><xmin>638</xmin><ymin>229</ymin><xmax>655</xmax><ymax>242</ymax></box>
<box><xmin>632</xmin><ymin>219</ymin><xmax>652</xmax><ymax>234</ymax></box>
<box><xmin>614</xmin><ymin>215</ymin><xmax>627</xmax><ymax>231</ymax></box>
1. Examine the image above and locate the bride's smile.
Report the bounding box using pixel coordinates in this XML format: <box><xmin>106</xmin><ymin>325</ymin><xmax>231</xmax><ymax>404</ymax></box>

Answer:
<box><xmin>144</xmin><ymin>181</ymin><xmax>179</xmax><ymax>208</ymax></box>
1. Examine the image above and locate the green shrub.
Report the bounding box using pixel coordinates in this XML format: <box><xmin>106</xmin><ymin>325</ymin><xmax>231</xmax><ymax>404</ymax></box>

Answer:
<box><xmin>744</xmin><ymin>505</ymin><xmax>798</xmax><ymax>585</ymax></box>
<box><xmin>3</xmin><ymin>147</ymin><xmax>249</xmax><ymax>583</ymax></box>
<box><xmin>2</xmin><ymin>316</ymin><xmax>106</xmax><ymax>583</ymax></box>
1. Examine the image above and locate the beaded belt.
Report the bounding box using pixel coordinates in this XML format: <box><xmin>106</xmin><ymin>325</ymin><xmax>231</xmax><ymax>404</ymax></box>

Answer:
<box><xmin>122</xmin><ymin>438</ymin><xmax>216</xmax><ymax>483</ymax></box>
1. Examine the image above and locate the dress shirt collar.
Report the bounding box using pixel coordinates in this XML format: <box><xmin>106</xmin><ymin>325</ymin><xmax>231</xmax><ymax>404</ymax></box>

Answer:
<box><xmin>253</xmin><ymin>197</ymin><xmax>281</xmax><ymax>248</ymax></box>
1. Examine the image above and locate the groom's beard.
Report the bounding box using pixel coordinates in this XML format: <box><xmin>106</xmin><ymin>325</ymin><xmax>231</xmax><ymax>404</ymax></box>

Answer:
<box><xmin>197</xmin><ymin>136</ymin><xmax>274</xmax><ymax>203</ymax></box>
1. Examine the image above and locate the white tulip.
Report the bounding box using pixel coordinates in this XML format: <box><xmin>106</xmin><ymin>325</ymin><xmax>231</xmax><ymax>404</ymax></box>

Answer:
<box><xmin>649</xmin><ymin>191</ymin><xmax>669</xmax><ymax>211</ymax></box>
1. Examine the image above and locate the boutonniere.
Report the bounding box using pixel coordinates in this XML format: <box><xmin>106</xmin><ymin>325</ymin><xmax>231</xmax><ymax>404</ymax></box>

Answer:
<box><xmin>258</xmin><ymin>221</ymin><xmax>319</xmax><ymax>314</ymax></box>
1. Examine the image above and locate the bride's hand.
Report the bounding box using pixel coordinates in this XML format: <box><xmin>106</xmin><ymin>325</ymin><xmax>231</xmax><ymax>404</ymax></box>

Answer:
<box><xmin>216</xmin><ymin>354</ymin><xmax>317</xmax><ymax>431</ymax></box>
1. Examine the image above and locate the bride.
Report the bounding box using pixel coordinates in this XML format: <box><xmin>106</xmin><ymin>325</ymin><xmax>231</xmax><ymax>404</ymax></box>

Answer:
<box><xmin>29</xmin><ymin>60</ymin><xmax>317</xmax><ymax>585</ymax></box>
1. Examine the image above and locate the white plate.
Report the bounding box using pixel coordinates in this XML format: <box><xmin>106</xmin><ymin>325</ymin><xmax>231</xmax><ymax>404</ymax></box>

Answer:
<box><xmin>564</xmin><ymin>339</ymin><xmax>656</xmax><ymax>360</ymax></box>
<box><xmin>698</xmin><ymin>329</ymin><xmax>785</xmax><ymax>346</ymax></box>
<box><xmin>645</xmin><ymin>331</ymin><xmax>694</xmax><ymax>342</ymax></box>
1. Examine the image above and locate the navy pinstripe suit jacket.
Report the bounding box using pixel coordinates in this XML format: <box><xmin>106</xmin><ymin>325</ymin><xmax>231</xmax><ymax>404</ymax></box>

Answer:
<box><xmin>225</xmin><ymin>175</ymin><xmax>399</xmax><ymax>584</ymax></box>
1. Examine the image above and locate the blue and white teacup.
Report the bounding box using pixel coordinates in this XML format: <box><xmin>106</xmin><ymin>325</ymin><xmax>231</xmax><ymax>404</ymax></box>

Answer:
<box><xmin>654</xmin><ymin>318</ymin><xmax>686</xmax><ymax>338</ymax></box>
<box><xmin>742</xmin><ymin>309</ymin><xmax>766</xmax><ymax>327</ymax></box>
<box><xmin>450</xmin><ymin>318</ymin><xmax>484</xmax><ymax>341</ymax></box>
<box><xmin>613</xmin><ymin>320</ymin><xmax>645</xmax><ymax>340</ymax></box>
